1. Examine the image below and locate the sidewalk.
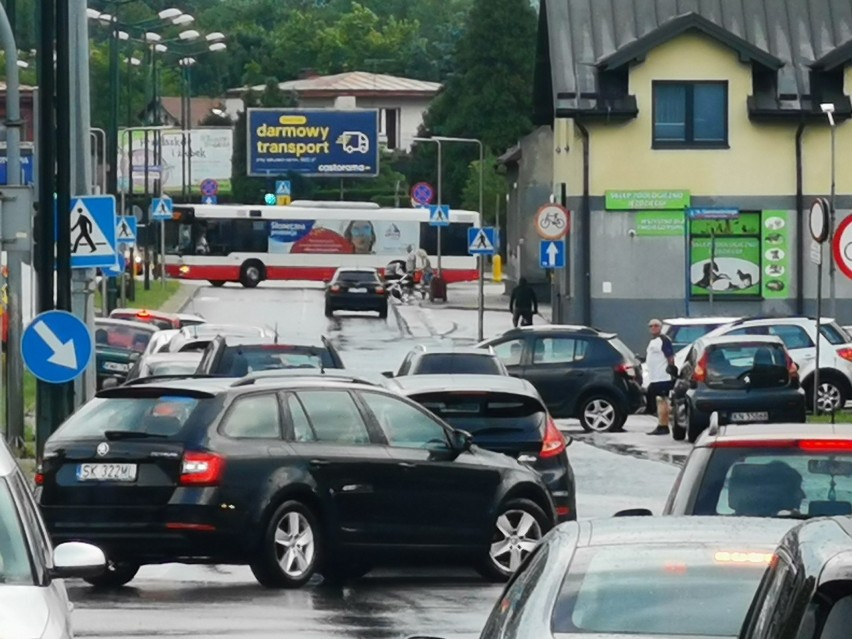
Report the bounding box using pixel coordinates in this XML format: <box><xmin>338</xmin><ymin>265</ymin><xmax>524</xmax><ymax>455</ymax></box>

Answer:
<box><xmin>442</xmin><ymin>279</ymin><xmax>553</xmax><ymax>320</ymax></box>
<box><xmin>160</xmin><ymin>280</ymin><xmax>203</xmax><ymax>313</ymax></box>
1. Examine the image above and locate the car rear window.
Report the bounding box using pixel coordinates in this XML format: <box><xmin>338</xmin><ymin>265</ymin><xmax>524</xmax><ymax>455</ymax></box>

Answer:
<box><xmin>821</xmin><ymin>322</ymin><xmax>850</xmax><ymax>345</ymax></box>
<box><xmin>411</xmin><ymin>392</ymin><xmax>545</xmax><ymax>438</ymax></box>
<box><xmin>51</xmin><ymin>395</ymin><xmax>206</xmax><ymax>440</ymax></box>
<box><xmin>607</xmin><ymin>337</ymin><xmax>637</xmax><ymax>363</ymax></box>
<box><xmin>414</xmin><ymin>354</ymin><xmax>502</xmax><ymax>375</ymax></box>
<box><xmin>692</xmin><ymin>447</ymin><xmax>852</xmax><ymax>518</ymax></box>
<box><xmin>701</xmin><ymin>343</ymin><xmax>789</xmax><ymax>389</ymax></box>
<box><xmin>552</xmin><ymin>544</ymin><xmax>773</xmax><ymax>636</ymax></box>
<box><xmin>337</xmin><ymin>271</ymin><xmax>379</xmax><ymax>283</ymax></box>
<box><xmin>147</xmin><ymin>360</ymin><xmax>200</xmax><ymax>377</ymax></box>
<box><xmin>665</xmin><ymin>324</ymin><xmax>722</xmax><ymax>347</ymax></box>
<box><xmin>216</xmin><ymin>345</ymin><xmax>334</xmax><ymax>376</ymax></box>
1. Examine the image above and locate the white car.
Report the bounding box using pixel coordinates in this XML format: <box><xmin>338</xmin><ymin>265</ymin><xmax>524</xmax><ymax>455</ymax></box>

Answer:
<box><xmin>660</xmin><ymin>316</ymin><xmax>741</xmax><ymax>352</ymax></box>
<box><xmin>140</xmin><ymin>329</ymin><xmax>180</xmax><ymax>357</ymax></box>
<box><xmin>671</xmin><ymin>317</ymin><xmax>852</xmax><ymax>412</ymax></box>
<box><xmin>0</xmin><ymin>438</ymin><xmax>105</xmax><ymax>638</ymax></box>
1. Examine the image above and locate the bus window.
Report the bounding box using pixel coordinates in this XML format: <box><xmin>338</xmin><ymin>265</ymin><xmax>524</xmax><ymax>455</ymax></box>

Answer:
<box><xmin>419</xmin><ymin>222</ymin><xmax>473</xmax><ymax>257</ymax></box>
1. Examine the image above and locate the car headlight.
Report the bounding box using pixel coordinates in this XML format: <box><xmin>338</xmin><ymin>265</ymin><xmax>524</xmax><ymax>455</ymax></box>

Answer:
<box><xmin>179</xmin><ymin>265</ymin><xmax>190</xmax><ymax>275</ymax></box>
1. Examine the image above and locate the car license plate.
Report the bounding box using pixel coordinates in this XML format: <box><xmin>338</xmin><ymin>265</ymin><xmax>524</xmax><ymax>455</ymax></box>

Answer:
<box><xmin>103</xmin><ymin>362</ymin><xmax>129</xmax><ymax>372</ymax></box>
<box><xmin>349</xmin><ymin>287</ymin><xmax>367</xmax><ymax>293</ymax></box>
<box><xmin>77</xmin><ymin>463</ymin><xmax>138</xmax><ymax>482</ymax></box>
<box><xmin>730</xmin><ymin>411</ymin><xmax>769</xmax><ymax>423</ymax></box>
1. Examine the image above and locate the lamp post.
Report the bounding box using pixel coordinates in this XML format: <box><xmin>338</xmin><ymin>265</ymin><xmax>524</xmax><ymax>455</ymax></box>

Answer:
<box><xmin>821</xmin><ymin>102</ymin><xmax>837</xmax><ymax>319</ymax></box>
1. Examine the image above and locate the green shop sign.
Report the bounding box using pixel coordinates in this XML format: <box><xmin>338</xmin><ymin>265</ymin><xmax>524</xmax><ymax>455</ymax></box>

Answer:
<box><xmin>636</xmin><ymin>211</ymin><xmax>685</xmax><ymax>236</ymax></box>
<box><xmin>606</xmin><ymin>190</ymin><xmax>690</xmax><ymax>210</ymax></box>
<box><xmin>760</xmin><ymin>211</ymin><xmax>790</xmax><ymax>299</ymax></box>
<box><xmin>690</xmin><ymin>237</ymin><xmax>761</xmax><ymax>298</ymax></box>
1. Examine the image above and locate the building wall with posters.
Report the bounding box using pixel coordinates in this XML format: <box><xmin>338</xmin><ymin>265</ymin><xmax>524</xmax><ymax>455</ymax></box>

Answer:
<box><xmin>531</xmin><ymin>0</ymin><xmax>852</xmax><ymax>351</ymax></box>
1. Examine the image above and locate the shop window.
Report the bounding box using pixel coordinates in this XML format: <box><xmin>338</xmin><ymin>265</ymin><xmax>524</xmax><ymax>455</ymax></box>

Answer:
<box><xmin>689</xmin><ymin>212</ymin><xmax>762</xmax><ymax>300</ymax></box>
<box><xmin>653</xmin><ymin>82</ymin><xmax>728</xmax><ymax>148</ymax></box>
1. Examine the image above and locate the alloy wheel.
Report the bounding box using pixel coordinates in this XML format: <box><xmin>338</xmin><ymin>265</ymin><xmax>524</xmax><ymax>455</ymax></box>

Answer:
<box><xmin>817</xmin><ymin>382</ymin><xmax>843</xmax><ymax>413</ymax></box>
<box><xmin>489</xmin><ymin>509</ymin><xmax>543</xmax><ymax>573</ymax></box>
<box><xmin>274</xmin><ymin>511</ymin><xmax>316</xmax><ymax>578</ymax></box>
<box><xmin>583</xmin><ymin>398</ymin><xmax>616</xmax><ymax>432</ymax></box>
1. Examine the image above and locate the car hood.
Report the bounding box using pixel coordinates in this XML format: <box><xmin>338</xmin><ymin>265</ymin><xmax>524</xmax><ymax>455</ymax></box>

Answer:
<box><xmin>0</xmin><ymin>585</ymin><xmax>50</xmax><ymax>638</ymax></box>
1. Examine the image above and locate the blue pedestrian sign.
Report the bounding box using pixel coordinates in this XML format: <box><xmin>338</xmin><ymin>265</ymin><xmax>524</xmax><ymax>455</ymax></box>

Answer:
<box><xmin>202</xmin><ymin>195</ymin><xmax>218</xmax><ymax>205</ymax></box>
<box><xmin>276</xmin><ymin>180</ymin><xmax>292</xmax><ymax>196</ymax></box>
<box><xmin>102</xmin><ymin>253</ymin><xmax>126</xmax><ymax>278</ymax></box>
<box><xmin>151</xmin><ymin>195</ymin><xmax>173</xmax><ymax>221</ymax></box>
<box><xmin>468</xmin><ymin>227</ymin><xmax>496</xmax><ymax>255</ymax></box>
<box><xmin>540</xmin><ymin>240</ymin><xmax>566</xmax><ymax>268</ymax></box>
<box><xmin>429</xmin><ymin>204</ymin><xmax>450</xmax><ymax>227</ymax></box>
<box><xmin>116</xmin><ymin>216</ymin><xmax>136</xmax><ymax>246</ymax></box>
<box><xmin>22</xmin><ymin>310</ymin><xmax>94</xmax><ymax>384</ymax></box>
<box><xmin>67</xmin><ymin>195</ymin><xmax>117</xmax><ymax>269</ymax></box>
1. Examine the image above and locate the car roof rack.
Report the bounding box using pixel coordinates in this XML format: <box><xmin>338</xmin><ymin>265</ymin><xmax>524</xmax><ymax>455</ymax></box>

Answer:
<box><xmin>231</xmin><ymin>370</ymin><xmax>380</xmax><ymax>387</ymax></box>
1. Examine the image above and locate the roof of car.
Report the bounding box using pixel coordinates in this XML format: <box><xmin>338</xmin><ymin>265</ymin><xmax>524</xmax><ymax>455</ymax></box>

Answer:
<box><xmin>142</xmin><ymin>352</ymin><xmax>203</xmax><ymax>364</ymax></box>
<box><xmin>111</xmin><ymin>308</ymin><xmax>180</xmax><ymax>319</ymax></box>
<box><xmin>386</xmin><ymin>374</ymin><xmax>542</xmax><ymax>400</ymax></box>
<box><xmin>176</xmin><ymin>313</ymin><xmax>205</xmax><ymax>321</ymax></box>
<box><xmin>219</xmin><ymin>335</ymin><xmax>329</xmax><ymax>348</ymax></box>
<box><xmin>497</xmin><ymin>324</ymin><xmax>602</xmax><ymax>336</ymax></box>
<box><xmin>565</xmin><ymin>516</ymin><xmax>796</xmax><ymax>549</ymax></box>
<box><xmin>697</xmin><ymin>422</ymin><xmax>852</xmax><ymax>447</ymax></box>
<box><xmin>179</xmin><ymin>323</ymin><xmax>268</xmax><ymax>338</ymax></box>
<box><xmin>95</xmin><ymin>318</ymin><xmax>159</xmax><ymax>332</ymax></box>
<box><xmin>695</xmin><ymin>334</ymin><xmax>786</xmax><ymax>347</ymax></box>
<box><xmin>0</xmin><ymin>437</ymin><xmax>16</xmax><ymax>477</ymax></box>
<box><xmin>412</xmin><ymin>345</ymin><xmax>498</xmax><ymax>356</ymax></box>
<box><xmin>334</xmin><ymin>267</ymin><xmax>379</xmax><ymax>273</ymax></box>
<box><xmin>774</xmin><ymin>517</ymin><xmax>852</xmax><ymax>585</ymax></box>
<box><xmin>231</xmin><ymin>369</ymin><xmax>385</xmax><ymax>387</ymax></box>
<box><xmin>663</xmin><ymin>317</ymin><xmax>741</xmax><ymax>326</ymax></box>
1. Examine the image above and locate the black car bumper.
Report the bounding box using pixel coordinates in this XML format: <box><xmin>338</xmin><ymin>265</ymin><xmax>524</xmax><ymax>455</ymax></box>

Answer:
<box><xmin>533</xmin><ymin>454</ymin><xmax>577</xmax><ymax>522</ymax></box>
<box><xmin>326</xmin><ymin>293</ymin><xmax>387</xmax><ymax>311</ymax></box>
<box><xmin>688</xmin><ymin>388</ymin><xmax>807</xmax><ymax>429</ymax></box>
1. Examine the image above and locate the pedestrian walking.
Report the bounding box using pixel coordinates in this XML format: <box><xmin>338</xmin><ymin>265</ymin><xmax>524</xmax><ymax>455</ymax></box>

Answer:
<box><xmin>645</xmin><ymin>318</ymin><xmax>677</xmax><ymax>436</ymax></box>
<box><xmin>510</xmin><ymin>277</ymin><xmax>537</xmax><ymax>327</ymax></box>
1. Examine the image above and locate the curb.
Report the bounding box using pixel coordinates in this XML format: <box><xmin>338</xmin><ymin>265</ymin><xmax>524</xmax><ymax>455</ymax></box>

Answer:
<box><xmin>159</xmin><ymin>282</ymin><xmax>201</xmax><ymax>314</ymax></box>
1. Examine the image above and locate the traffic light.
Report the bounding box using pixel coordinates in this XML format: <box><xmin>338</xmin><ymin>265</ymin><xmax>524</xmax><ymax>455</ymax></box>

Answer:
<box><xmin>264</xmin><ymin>193</ymin><xmax>276</xmax><ymax>205</ymax></box>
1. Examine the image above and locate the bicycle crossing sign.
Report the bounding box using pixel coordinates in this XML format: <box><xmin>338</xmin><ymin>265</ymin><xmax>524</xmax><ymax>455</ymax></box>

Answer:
<box><xmin>429</xmin><ymin>204</ymin><xmax>450</xmax><ymax>227</ymax></box>
<box><xmin>468</xmin><ymin>227</ymin><xmax>496</xmax><ymax>255</ymax></box>
<box><xmin>534</xmin><ymin>204</ymin><xmax>570</xmax><ymax>240</ymax></box>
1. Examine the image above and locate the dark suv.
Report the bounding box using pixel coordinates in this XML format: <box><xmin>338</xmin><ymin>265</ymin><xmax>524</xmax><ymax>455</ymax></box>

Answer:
<box><xmin>36</xmin><ymin>378</ymin><xmax>556</xmax><ymax>589</ymax></box>
<box><xmin>477</xmin><ymin>326</ymin><xmax>644</xmax><ymax>432</ymax></box>
<box><xmin>196</xmin><ymin>335</ymin><xmax>345</xmax><ymax>376</ymax></box>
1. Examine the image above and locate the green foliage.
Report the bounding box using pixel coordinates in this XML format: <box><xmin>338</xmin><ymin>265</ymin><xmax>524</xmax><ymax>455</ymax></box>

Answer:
<box><xmin>461</xmin><ymin>152</ymin><xmax>507</xmax><ymax>224</ymax></box>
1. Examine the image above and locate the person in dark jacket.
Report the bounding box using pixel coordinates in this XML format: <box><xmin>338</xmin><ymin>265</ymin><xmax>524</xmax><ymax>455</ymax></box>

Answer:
<box><xmin>510</xmin><ymin>278</ymin><xmax>538</xmax><ymax>327</ymax></box>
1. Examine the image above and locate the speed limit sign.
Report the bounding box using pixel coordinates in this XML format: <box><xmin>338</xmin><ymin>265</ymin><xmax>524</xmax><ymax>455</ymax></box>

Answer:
<box><xmin>833</xmin><ymin>214</ymin><xmax>852</xmax><ymax>280</ymax></box>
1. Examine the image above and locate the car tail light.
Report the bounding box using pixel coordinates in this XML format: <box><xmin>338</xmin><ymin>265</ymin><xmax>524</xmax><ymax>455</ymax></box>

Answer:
<box><xmin>615</xmin><ymin>362</ymin><xmax>636</xmax><ymax>377</ymax></box>
<box><xmin>555</xmin><ymin>505</ymin><xmax>571</xmax><ymax>518</ymax></box>
<box><xmin>179</xmin><ymin>452</ymin><xmax>224</xmax><ymax>486</ymax></box>
<box><xmin>711</xmin><ymin>439</ymin><xmax>798</xmax><ymax>449</ymax></box>
<box><xmin>798</xmin><ymin>439</ymin><xmax>852</xmax><ymax>452</ymax></box>
<box><xmin>693</xmin><ymin>352</ymin><xmax>709</xmax><ymax>383</ymax></box>
<box><xmin>375</xmin><ymin>286</ymin><xmax>384</xmax><ymax>294</ymax></box>
<box><xmin>541</xmin><ymin>416</ymin><xmax>567</xmax><ymax>458</ymax></box>
<box><xmin>330</xmin><ymin>284</ymin><xmax>341</xmax><ymax>293</ymax></box>
<box><xmin>838</xmin><ymin>348</ymin><xmax>852</xmax><ymax>362</ymax></box>
<box><xmin>711</xmin><ymin>439</ymin><xmax>852</xmax><ymax>452</ymax></box>
<box><xmin>785</xmin><ymin>352</ymin><xmax>799</xmax><ymax>381</ymax></box>
<box><xmin>165</xmin><ymin>522</ymin><xmax>216</xmax><ymax>532</ymax></box>
<box><xmin>34</xmin><ymin>465</ymin><xmax>44</xmax><ymax>486</ymax></box>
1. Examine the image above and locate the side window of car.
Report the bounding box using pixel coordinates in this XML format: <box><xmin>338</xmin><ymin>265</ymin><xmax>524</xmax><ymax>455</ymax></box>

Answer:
<box><xmin>296</xmin><ymin>391</ymin><xmax>371</xmax><ymax>445</ymax></box>
<box><xmin>727</xmin><ymin>326</ymin><xmax>769</xmax><ymax>337</ymax></box>
<box><xmin>533</xmin><ymin>337</ymin><xmax>587</xmax><ymax>365</ymax></box>
<box><xmin>768</xmin><ymin>325</ymin><xmax>814</xmax><ymax>350</ymax></box>
<box><xmin>221</xmin><ymin>394</ymin><xmax>281</xmax><ymax>439</ymax></box>
<box><xmin>285</xmin><ymin>394</ymin><xmax>315</xmax><ymax>442</ymax></box>
<box><xmin>10</xmin><ymin>472</ymin><xmax>51</xmax><ymax>571</ymax></box>
<box><xmin>360</xmin><ymin>392</ymin><xmax>450</xmax><ymax>450</ymax></box>
<box><xmin>492</xmin><ymin>338</ymin><xmax>525</xmax><ymax>366</ymax></box>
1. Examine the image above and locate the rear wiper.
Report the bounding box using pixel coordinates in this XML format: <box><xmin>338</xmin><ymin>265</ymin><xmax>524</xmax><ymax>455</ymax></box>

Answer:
<box><xmin>103</xmin><ymin>430</ymin><xmax>168</xmax><ymax>440</ymax></box>
<box><xmin>773</xmin><ymin>510</ymin><xmax>810</xmax><ymax>520</ymax></box>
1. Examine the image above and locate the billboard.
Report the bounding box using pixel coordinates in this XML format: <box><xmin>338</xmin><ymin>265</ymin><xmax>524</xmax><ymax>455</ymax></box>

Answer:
<box><xmin>0</xmin><ymin>148</ymin><xmax>34</xmax><ymax>185</ymax></box>
<box><xmin>267</xmin><ymin>219</ymin><xmax>417</xmax><ymax>255</ymax></box>
<box><xmin>117</xmin><ymin>127</ymin><xmax>233</xmax><ymax>195</ymax></box>
<box><xmin>247</xmin><ymin>109</ymin><xmax>379</xmax><ymax>178</ymax></box>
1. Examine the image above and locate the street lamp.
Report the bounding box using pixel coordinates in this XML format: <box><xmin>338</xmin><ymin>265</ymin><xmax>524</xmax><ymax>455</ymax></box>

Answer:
<box><xmin>821</xmin><ymin>102</ymin><xmax>837</xmax><ymax>318</ymax></box>
<box><xmin>178</xmin><ymin>29</ymin><xmax>201</xmax><ymax>41</ymax></box>
<box><xmin>413</xmin><ymin>136</ymin><xmax>444</xmax><ymax>271</ymax></box>
<box><xmin>206</xmin><ymin>32</ymin><xmax>226</xmax><ymax>42</ymax></box>
<box><xmin>172</xmin><ymin>15</ymin><xmax>195</xmax><ymax>26</ymax></box>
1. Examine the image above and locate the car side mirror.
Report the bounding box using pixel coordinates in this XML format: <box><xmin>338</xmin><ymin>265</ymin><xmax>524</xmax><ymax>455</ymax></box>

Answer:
<box><xmin>50</xmin><ymin>542</ymin><xmax>106</xmax><ymax>579</ymax></box>
<box><xmin>450</xmin><ymin>429</ymin><xmax>473</xmax><ymax>452</ymax></box>
<box><xmin>614</xmin><ymin>508</ymin><xmax>653</xmax><ymax>517</ymax></box>
<box><xmin>381</xmin><ymin>371</ymin><xmax>394</xmax><ymax>378</ymax></box>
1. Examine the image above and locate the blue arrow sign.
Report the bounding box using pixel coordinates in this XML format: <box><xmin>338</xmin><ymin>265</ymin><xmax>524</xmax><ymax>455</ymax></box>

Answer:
<box><xmin>468</xmin><ymin>227</ymin><xmax>496</xmax><ymax>255</ymax></box>
<box><xmin>276</xmin><ymin>180</ymin><xmax>291</xmax><ymax>196</ymax></box>
<box><xmin>63</xmin><ymin>195</ymin><xmax>118</xmax><ymax>269</ymax></box>
<box><xmin>429</xmin><ymin>204</ymin><xmax>450</xmax><ymax>227</ymax></box>
<box><xmin>202</xmin><ymin>195</ymin><xmax>218</xmax><ymax>205</ymax></box>
<box><xmin>116</xmin><ymin>216</ymin><xmax>137</xmax><ymax>246</ymax></box>
<box><xmin>540</xmin><ymin>240</ymin><xmax>565</xmax><ymax>268</ymax></box>
<box><xmin>22</xmin><ymin>310</ymin><xmax>94</xmax><ymax>384</ymax></box>
<box><xmin>151</xmin><ymin>195</ymin><xmax>174</xmax><ymax>221</ymax></box>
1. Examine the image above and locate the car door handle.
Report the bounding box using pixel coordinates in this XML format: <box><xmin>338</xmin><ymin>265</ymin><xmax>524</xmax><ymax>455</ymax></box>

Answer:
<box><xmin>398</xmin><ymin>462</ymin><xmax>416</xmax><ymax>469</ymax></box>
<box><xmin>309</xmin><ymin>459</ymin><xmax>330</xmax><ymax>467</ymax></box>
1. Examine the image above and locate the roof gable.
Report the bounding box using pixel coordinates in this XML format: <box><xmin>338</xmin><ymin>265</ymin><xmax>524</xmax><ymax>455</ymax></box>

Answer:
<box><xmin>597</xmin><ymin>12</ymin><xmax>783</xmax><ymax>72</ymax></box>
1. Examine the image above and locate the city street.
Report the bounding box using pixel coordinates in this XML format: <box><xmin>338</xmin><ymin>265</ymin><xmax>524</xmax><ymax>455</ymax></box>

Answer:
<box><xmin>68</xmin><ymin>282</ymin><xmax>682</xmax><ymax>639</ymax></box>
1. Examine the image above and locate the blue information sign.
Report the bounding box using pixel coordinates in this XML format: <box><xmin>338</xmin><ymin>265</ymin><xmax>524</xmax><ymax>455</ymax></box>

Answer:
<box><xmin>247</xmin><ymin>109</ymin><xmax>380</xmax><ymax>177</ymax></box>
<box><xmin>22</xmin><ymin>310</ymin><xmax>94</xmax><ymax>384</ymax></box>
<box><xmin>0</xmin><ymin>149</ymin><xmax>34</xmax><ymax>185</ymax></box>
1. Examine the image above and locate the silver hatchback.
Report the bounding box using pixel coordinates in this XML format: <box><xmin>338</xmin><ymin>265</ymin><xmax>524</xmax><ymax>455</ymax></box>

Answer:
<box><xmin>0</xmin><ymin>439</ymin><xmax>106</xmax><ymax>638</ymax></box>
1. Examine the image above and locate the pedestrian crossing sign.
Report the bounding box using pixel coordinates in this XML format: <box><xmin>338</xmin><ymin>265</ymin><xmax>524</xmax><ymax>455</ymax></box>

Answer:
<box><xmin>66</xmin><ymin>196</ymin><xmax>117</xmax><ymax>269</ymax></box>
<box><xmin>276</xmin><ymin>180</ymin><xmax>291</xmax><ymax>196</ymax></box>
<box><xmin>116</xmin><ymin>216</ymin><xmax>137</xmax><ymax>246</ymax></box>
<box><xmin>151</xmin><ymin>196</ymin><xmax>174</xmax><ymax>221</ymax></box>
<box><xmin>467</xmin><ymin>227</ymin><xmax>496</xmax><ymax>255</ymax></box>
<box><xmin>429</xmin><ymin>204</ymin><xmax>450</xmax><ymax>227</ymax></box>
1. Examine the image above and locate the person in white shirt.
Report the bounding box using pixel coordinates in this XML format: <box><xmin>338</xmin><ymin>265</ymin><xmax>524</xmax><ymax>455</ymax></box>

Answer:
<box><xmin>645</xmin><ymin>318</ymin><xmax>677</xmax><ymax>436</ymax></box>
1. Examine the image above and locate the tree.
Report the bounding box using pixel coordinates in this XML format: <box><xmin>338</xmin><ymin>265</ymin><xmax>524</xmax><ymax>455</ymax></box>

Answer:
<box><xmin>461</xmin><ymin>152</ymin><xmax>506</xmax><ymax>225</ymax></box>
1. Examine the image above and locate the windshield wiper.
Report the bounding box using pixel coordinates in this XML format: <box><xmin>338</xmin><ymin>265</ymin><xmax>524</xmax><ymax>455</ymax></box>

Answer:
<box><xmin>103</xmin><ymin>430</ymin><xmax>168</xmax><ymax>441</ymax></box>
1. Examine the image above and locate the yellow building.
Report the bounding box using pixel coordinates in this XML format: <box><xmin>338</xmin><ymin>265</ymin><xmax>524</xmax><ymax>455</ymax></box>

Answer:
<box><xmin>530</xmin><ymin>0</ymin><xmax>852</xmax><ymax>349</ymax></box>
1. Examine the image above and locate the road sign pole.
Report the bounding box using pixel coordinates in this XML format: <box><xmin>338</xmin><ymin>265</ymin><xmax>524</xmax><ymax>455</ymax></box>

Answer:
<box><xmin>816</xmin><ymin>246</ymin><xmax>823</xmax><ymax>415</ymax></box>
<box><xmin>160</xmin><ymin>219</ymin><xmax>166</xmax><ymax>287</ymax></box>
<box><xmin>478</xmin><ymin>255</ymin><xmax>485</xmax><ymax>342</ymax></box>
<box><xmin>437</xmin><ymin>141</ymin><xmax>442</xmax><ymax>274</ymax></box>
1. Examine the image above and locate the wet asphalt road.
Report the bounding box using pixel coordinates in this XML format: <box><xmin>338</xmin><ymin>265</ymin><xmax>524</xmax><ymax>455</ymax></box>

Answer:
<box><xmin>68</xmin><ymin>282</ymin><xmax>681</xmax><ymax>639</ymax></box>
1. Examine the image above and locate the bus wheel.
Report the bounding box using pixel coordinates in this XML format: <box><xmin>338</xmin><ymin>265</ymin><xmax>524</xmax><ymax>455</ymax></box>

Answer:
<box><xmin>240</xmin><ymin>261</ymin><xmax>265</xmax><ymax>288</ymax></box>
<box><xmin>209</xmin><ymin>280</ymin><xmax>225</xmax><ymax>288</ymax></box>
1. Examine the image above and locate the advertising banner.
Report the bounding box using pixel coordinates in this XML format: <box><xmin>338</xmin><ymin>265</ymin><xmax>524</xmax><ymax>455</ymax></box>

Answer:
<box><xmin>0</xmin><ymin>149</ymin><xmax>34</xmax><ymax>185</ymax></box>
<box><xmin>117</xmin><ymin>128</ymin><xmax>233</xmax><ymax>195</ymax></box>
<box><xmin>247</xmin><ymin>109</ymin><xmax>379</xmax><ymax>177</ymax></box>
<box><xmin>690</xmin><ymin>237</ymin><xmax>761</xmax><ymax>297</ymax></box>
<box><xmin>268</xmin><ymin>219</ymin><xmax>418</xmax><ymax>256</ymax></box>
<box><xmin>760</xmin><ymin>211</ymin><xmax>790</xmax><ymax>298</ymax></box>
<box><xmin>606</xmin><ymin>190</ymin><xmax>690</xmax><ymax>210</ymax></box>
<box><xmin>635</xmin><ymin>211</ymin><xmax>684</xmax><ymax>236</ymax></box>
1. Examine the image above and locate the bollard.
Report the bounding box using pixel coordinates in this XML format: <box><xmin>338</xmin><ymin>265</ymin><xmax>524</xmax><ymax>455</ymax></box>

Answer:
<box><xmin>492</xmin><ymin>254</ymin><xmax>503</xmax><ymax>283</ymax></box>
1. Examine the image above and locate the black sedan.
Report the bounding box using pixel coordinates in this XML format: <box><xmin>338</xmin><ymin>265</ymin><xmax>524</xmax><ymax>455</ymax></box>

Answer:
<box><xmin>670</xmin><ymin>335</ymin><xmax>806</xmax><ymax>442</ymax></box>
<box><xmin>325</xmin><ymin>267</ymin><xmax>388</xmax><ymax>318</ymax></box>
<box><xmin>409</xmin><ymin>517</ymin><xmax>796</xmax><ymax>639</ymax></box>
<box><xmin>36</xmin><ymin>378</ymin><xmax>556</xmax><ymax>589</ymax></box>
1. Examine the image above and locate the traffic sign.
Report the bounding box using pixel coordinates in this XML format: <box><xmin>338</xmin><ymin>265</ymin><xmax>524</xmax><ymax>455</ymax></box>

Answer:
<box><xmin>103</xmin><ymin>253</ymin><xmax>126</xmax><ymax>278</ymax></box>
<box><xmin>151</xmin><ymin>195</ymin><xmax>173</xmax><ymax>221</ymax></box>
<box><xmin>199</xmin><ymin>178</ymin><xmax>219</xmax><ymax>197</ymax></box>
<box><xmin>411</xmin><ymin>182</ymin><xmax>434</xmax><ymax>206</ymax></box>
<box><xmin>276</xmin><ymin>180</ymin><xmax>292</xmax><ymax>196</ymax></box>
<box><xmin>810</xmin><ymin>198</ymin><xmax>831</xmax><ymax>243</ymax></box>
<box><xmin>202</xmin><ymin>195</ymin><xmax>218</xmax><ymax>205</ymax></box>
<box><xmin>429</xmin><ymin>204</ymin><xmax>450</xmax><ymax>227</ymax></box>
<box><xmin>534</xmin><ymin>204</ymin><xmax>569</xmax><ymax>240</ymax></box>
<box><xmin>832</xmin><ymin>215</ymin><xmax>852</xmax><ymax>280</ymax></box>
<box><xmin>686</xmin><ymin>207</ymin><xmax>740</xmax><ymax>220</ymax></box>
<box><xmin>116</xmin><ymin>216</ymin><xmax>136</xmax><ymax>246</ymax></box>
<box><xmin>22</xmin><ymin>310</ymin><xmax>94</xmax><ymax>384</ymax></box>
<box><xmin>468</xmin><ymin>227</ymin><xmax>496</xmax><ymax>255</ymax></box>
<box><xmin>540</xmin><ymin>240</ymin><xmax>566</xmax><ymax>268</ymax></box>
<box><xmin>811</xmin><ymin>241</ymin><xmax>823</xmax><ymax>266</ymax></box>
<box><xmin>67</xmin><ymin>195</ymin><xmax>118</xmax><ymax>269</ymax></box>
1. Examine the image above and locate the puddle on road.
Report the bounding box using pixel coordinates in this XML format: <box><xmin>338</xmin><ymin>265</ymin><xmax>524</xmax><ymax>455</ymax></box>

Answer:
<box><xmin>571</xmin><ymin>434</ymin><xmax>688</xmax><ymax>467</ymax></box>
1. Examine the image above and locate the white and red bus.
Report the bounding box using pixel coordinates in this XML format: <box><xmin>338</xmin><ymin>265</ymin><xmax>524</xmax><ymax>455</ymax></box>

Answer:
<box><xmin>163</xmin><ymin>201</ymin><xmax>481</xmax><ymax>287</ymax></box>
